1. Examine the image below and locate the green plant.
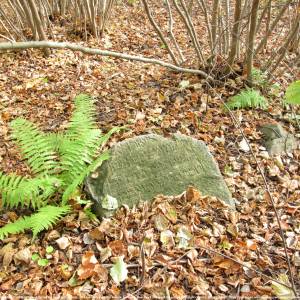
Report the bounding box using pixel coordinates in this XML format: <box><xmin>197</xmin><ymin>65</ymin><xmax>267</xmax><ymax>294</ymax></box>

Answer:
<box><xmin>225</xmin><ymin>88</ymin><xmax>268</xmax><ymax>110</ymax></box>
<box><xmin>0</xmin><ymin>94</ymin><xmax>120</xmax><ymax>240</ymax></box>
<box><xmin>251</xmin><ymin>68</ymin><xmax>268</xmax><ymax>88</ymax></box>
<box><xmin>285</xmin><ymin>80</ymin><xmax>300</xmax><ymax>105</ymax></box>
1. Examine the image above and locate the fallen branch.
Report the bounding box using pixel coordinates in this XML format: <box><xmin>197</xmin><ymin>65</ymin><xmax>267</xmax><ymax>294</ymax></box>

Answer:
<box><xmin>0</xmin><ymin>41</ymin><xmax>213</xmax><ymax>80</ymax></box>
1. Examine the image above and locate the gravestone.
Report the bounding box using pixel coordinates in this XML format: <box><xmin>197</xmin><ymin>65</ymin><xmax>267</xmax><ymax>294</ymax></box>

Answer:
<box><xmin>85</xmin><ymin>134</ymin><xmax>234</xmax><ymax>218</ymax></box>
<box><xmin>259</xmin><ymin>123</ymin><xmax>298</xmax><ymax>155</ymax></box>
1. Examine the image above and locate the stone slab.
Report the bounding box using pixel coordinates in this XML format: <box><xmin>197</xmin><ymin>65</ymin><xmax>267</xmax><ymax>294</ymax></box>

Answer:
<box><xmin>85</xmin><ymin>134</ymin><xmax>234</xmax><ymax>218</ymax></box>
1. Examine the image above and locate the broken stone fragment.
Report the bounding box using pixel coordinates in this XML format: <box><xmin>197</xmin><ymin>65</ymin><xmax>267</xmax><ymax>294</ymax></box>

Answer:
<box><xmin>259</xmin><ymin>123</ymin><xmax>298</xmax><ymax>156</ymax></box>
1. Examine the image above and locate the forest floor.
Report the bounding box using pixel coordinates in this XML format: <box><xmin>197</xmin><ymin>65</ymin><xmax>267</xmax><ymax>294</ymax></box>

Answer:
<box><xmin>0</xmin><ymin>2</ymin><xmax>300</xmax><ymax>299</ymax></box>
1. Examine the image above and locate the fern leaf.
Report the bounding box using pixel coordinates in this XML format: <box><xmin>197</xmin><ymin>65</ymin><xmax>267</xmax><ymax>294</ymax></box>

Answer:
<box><xmin>0</xmin><ymin>205</ymin><xmax>71</xmax><ymax>240</ymax></box>
<box><xmin>62</xmin><ymin>151</ymin><xmax>110</xmax><ymax>204</ymax></box>
<box><xmin>0</xmin><ymin>215</ymin><xmax>30</xmax><ymax>240</ymax></box>
<box><xmin>66</xmin><ymin>94</ymin><xmax>98</xmax><ymax>138</ymax></box>
<box><xmin>29</xmin><ymin>205</ymin><xmax>71</xmax><ymax>237</ymax></box>
<box><xmin>226</xmin><ymin>89</ymin><xmax>268</xmax><ymax>110</ymax></box>
<box><xmin>10</xmin><ymin>119</ymin><xmax>59</xmax><ymax>175</ymax></box>
<box><xmin>0</xmin><ymin>172</ymin><xmax>61</xmax><ymax>209</ymax></box>
<box><xmin>44</xmin><ymin>132</ymin><xmax>66</xmax><ymax>152</ymax></box>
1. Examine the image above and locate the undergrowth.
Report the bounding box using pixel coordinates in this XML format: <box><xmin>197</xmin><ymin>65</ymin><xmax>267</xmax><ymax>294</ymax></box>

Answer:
<box><xmin>0</xmin><ymin>94</ymin><xmax>120</xmax><ymax>240</ymax></box>
<box><xmin>225</xmin><ymin>88</ymin><xmax>268</xmax><ymax>110</ymax></box>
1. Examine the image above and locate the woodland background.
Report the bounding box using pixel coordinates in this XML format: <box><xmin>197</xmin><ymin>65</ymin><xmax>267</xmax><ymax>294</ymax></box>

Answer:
<box><xmin>0</xmin><ymin>0</ymin><xmax>299</xmax><ymax>298</ymax></box>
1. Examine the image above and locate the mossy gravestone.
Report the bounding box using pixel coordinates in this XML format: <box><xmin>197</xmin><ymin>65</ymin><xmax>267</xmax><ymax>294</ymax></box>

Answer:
<box><xmin>85</xmin><ymin>134</ymin><xmax>234</xmax><ymax>218</ymax></box>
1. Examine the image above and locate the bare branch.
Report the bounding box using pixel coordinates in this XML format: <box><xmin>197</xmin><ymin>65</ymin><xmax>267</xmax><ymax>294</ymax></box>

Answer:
<box><xmin>141</xmin><ymin>0</ymin><xmax>180</xmax><ymax>66</ymax></box>
<box><xmin>255</xmin><ymin>0</ymin><xmax>292</xmax><ymax>55</ymax></box>
<box><xmin>165</xmin><ymin>0</ymin><xmax>185</xmax><ymax>63</ymax></box>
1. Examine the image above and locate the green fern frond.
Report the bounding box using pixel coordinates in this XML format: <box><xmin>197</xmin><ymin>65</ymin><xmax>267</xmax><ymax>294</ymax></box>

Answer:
<box><xmin>226</xmin><ymin>88</ymin><xmax>268</xmax><ymax>110</ymax></box>
<box><xmin>10</xmin><ymin>119</ymin><xmax>59</xmax><ymax>175</ymax></box>
<box><xmin>0</xmin><ymin>93</ymin><xmax>119</xmax><ymax>240</ymax></box>
<box><xmin>44</xmin><ymin>132</ymin><xmax>66</xmax><ymax>152</ymax></box>
<box><xmin>0</xmin><ymin>215</ymin><xmax>30</xmax><ymax>240</ymax></box>
<box><xmin>60</xmin><ymin>126</ymin><xmax>120</xmax><ymax>186</ymax></box>
<box><xmin>66</xmin><ymin>94</ymin><xmax>98</xmax><ymax>139</ymax></box>
<box><xmin>62</xmin><ymin>151</ymin><xmax>110</xmax><ymax>204</ymax></box>
<box><xmin>0</xmin><ymin>172</ymin><xmax>61</xmax><ymax>209</ymax></box>
<box><xmin>0</xmin><ymin>205</ymin><xmax>71</xmax><ymax>240</ymax></box>
<box><xmin>29</xmin><ymin>205</ymin><xmax>71</xmax><ymax>237</ymax></box>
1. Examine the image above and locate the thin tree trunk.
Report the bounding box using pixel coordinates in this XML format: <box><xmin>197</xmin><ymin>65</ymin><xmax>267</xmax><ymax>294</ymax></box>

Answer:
<box><xmin>211</xmin><ymin>0</ymin><xmax>219</xmax><ymax>55</ymax></box>
<box><xmin>264</xmin><ymin>15</ymin><xmax>300</xmax><ymax>74</ymax></box>
<box><xmin>172</xmin><ymin>0</ymin><xmax>204</xmax><ymax>64</ymax></box>
<box><xmin>141</xmin><ymin>0</ymin><xmax>179</xmax><ymax>66</ymax></box>
<box><xmin>165</xmin><ymin>0</ymin><xmax>185</xmax><ymax>63</ymax></box>
<box><xmin>27</xmin><ymin>0</ymin><xmax>50</xmax><ymax>56</ymax></box>
<box><xmin>226</xmin><ymin>0</ymin><xmax>242</xmax><ymax>72</ymax></box>
<box><xmin>255</xmin><ymin>0</ymin><xmax>292</xmax><ymax>54</ymax></box>
<box><xmin>245</xmin><ymin>0</ymin><xmax>260</xmax><ymax>85</ymax></box>
<box><xmin>196</xmin><ymin>0</ymin><xmax>213</xmax><ymax>54</ymax></box>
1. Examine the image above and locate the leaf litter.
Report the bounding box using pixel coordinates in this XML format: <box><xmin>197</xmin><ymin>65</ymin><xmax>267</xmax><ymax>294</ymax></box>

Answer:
<box><xmin>0</xmin><ymin>2</ymin><xmax>299</xmax><ymax>299</ymax></box>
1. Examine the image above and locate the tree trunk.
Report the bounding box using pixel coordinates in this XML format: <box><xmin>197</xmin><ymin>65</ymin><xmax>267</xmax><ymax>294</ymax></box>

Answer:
<box><xmin>245</xmin><ymin>0</ymin><xmax>259</xmax><ymax>85</ymax></box>
<box><xmin>226</xmin><ymin>0</ymin><xmax>242</xmax><ymax>73</ymax></box>
<box><xmin>27</xmin><ymin>0</ymin><xmax>50</xmax><ymax>56</ymax></box>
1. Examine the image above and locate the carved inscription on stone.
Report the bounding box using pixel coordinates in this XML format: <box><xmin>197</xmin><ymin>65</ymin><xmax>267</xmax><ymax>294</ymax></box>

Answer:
<box><xmin>85</xmin><ymin>134</ymin><xmax>234</xmax><ymax>217</ymax></box>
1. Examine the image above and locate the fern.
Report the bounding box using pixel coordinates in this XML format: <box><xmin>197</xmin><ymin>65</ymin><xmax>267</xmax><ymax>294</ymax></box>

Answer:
<box><xmin>0</xmin><ymin>93</ymin><xmax>120</xmax><ymax>240</ymax></box>
<box><xmin>251</xmin><ymin>68</ymin><xmax>268</xmax><ymax>87</ymax></box>
<box><xmin>62</xmin><ymin>151</ymin><xmax>110</xmax><ymax>204</ymax></box>
<box><xmin>29</xmin><ymin>205</ymin><xmax>71</xmax><ymax>237</ymax></box>
<box><xmin>10</xmin><ymin>119</ymin><xmax>59</xmax><ymax>175</ymax></box>
<box><xmin>225</xmin><ymin>88</ymin><xmax>268</xmax><ymax>110</ymax></box>
<box><xmin>0</xmin><ymin>215</ymin><xmax>30</xmax><ymax>240</ymax></box>
<box><xmin>0</xmin><ymin>172</ymin><xmax>61</xmax><ymax>209</ymax></box>
<box><xmin>0</xmin><ymin>205</ymin><xmax>71</xmax><ymax>239</ymax></box>
<box><xmin>66</xmin><ymin>94</ymin><xmax>98</xmax><ymax>139</ymax></box>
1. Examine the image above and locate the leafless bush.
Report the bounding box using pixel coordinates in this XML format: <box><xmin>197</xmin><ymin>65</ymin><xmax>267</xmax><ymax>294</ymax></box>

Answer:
<box><xmin>141</xmin><ymin>0</ymin><xmax>300</xmax><ymax>83</ymax></box>
<box><xmin>0</xmin><ymin>0</ymin><xmax>116</xmax><ymax>43</ymax></box>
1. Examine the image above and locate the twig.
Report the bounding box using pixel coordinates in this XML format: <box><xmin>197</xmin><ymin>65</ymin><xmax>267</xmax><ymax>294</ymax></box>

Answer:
<box><xmin>0</xmin><ymin>34</ymin><xmax>15</xmax><ymax>42</ymax></box>
<box><xmin>0</xmin><ymin>41</ymin><xmax>214</xmax><ymax>80</ymax></box>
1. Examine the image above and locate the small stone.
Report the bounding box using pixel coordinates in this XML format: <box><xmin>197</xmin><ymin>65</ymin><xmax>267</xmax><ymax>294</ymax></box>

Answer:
<box><xmin>56</xmin><ymin>236</ymin><xmax>70</xmax><ymax>250</ymax></box>
<box><xmin>259</xmin><ymin>123</ymin><xmax>298</xmax><ymax>155</ymax></box>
